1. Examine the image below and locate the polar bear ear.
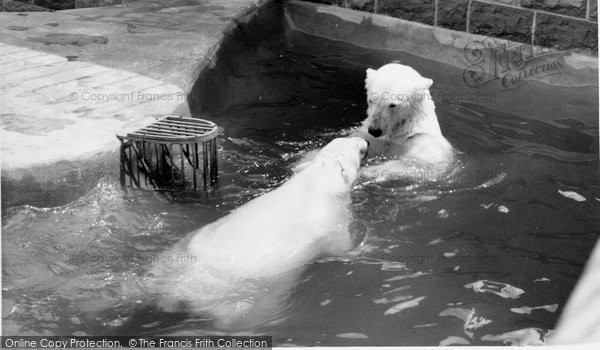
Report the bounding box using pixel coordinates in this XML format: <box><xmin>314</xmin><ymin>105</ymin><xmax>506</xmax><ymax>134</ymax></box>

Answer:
<box><xmin>419</xmin><ymin>77</ymin><xmax>433</xmax><ymax>90</ymax></box>
<box><xmin>365</xmin><ymin>68</ymin><xmax>377</xmax><ymax>89</ymax></box>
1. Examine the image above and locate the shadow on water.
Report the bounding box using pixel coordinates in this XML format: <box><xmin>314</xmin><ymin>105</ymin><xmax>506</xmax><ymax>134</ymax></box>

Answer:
<box><xmin>2</xmin><ymin>1</ymin><xmax>599</xmax><ymax>346</ymax></box>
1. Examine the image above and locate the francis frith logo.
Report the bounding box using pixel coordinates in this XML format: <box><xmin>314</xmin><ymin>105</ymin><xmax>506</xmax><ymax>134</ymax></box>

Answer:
<box><xmin>463</xmin><ymin>37</ymin><xmax>565</xmax><ymax>90</ymax></box>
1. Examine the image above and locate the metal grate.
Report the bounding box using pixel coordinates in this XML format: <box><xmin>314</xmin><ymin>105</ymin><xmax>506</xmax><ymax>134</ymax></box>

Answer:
<box><xmin>117</xmin><ymin>115</ymin><xmax>219</xmax><ymax>190</ymax></box>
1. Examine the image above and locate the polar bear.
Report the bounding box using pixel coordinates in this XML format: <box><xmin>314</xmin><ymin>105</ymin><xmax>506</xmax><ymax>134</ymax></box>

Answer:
<box><xmin>356</xmin><ymin>63</ymin><xmax>453</xmax><ymax>165</ymax></box>
<box><xmin>186</xmin><ymin>136</ymin><xmax>367</xmax><ymax>278</ymax></box>
<box><xmin>149</xmin><ymin>137</ymin><xmax>368</xmax><ymax>328</ymax></box>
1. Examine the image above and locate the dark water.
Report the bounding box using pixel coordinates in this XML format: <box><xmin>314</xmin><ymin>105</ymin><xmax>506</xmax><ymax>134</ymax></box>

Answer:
<box><xmin>2</xmin><ymin>2</ymin><xmax>599</xmax><ymax>346</ymax></box>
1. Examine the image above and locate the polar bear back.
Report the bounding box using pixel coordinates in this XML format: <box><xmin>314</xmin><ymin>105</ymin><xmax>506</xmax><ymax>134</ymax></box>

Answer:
<box><xmin>187</xmin><ymin>137</ymin><xmax>367</xmax><ymax>279</ymax></box>
<box><xmin>188</xmin><ymin>181</ymin><xmax>352</xmax><ymax>278</ymax></box>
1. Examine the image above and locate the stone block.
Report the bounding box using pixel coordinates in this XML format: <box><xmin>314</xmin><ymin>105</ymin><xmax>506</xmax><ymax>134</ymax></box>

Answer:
<box><xmin>469</xmin><ymin>1</ymin><xmax>534</xmax><ymax>43</ymax></box>
<box><xmin>438</xmin><ymin>0</ymin><xmax>469</xmax><ymax>31</ymax></box>
<box><xmin>534</xmin><ymin>12</ymin><xmax>598</xmax><ymax>52</ymax></box>
<box><xmin>346</xmin><ymin>0</ymin><xmax>375</xmax><ymax>12</ymax></box>
<box><xmin>300</xmin><ymin>0</ymin><xmax>345</xmax><ymax>6</ymax></box>
<box><xmin>487</xmin><ymin>0</ymin><xmax>521</xmax><ymax>5</ymax></box>
<box><xmin>522</xmin><ymin>0</ymin><xmax>587</xmax><ymax>18</ymax></box>
<box><xmin>378</xmin><ymin>0</ymin><xmax>435</xmax><ymax>25</ymax></box>
<box><xmin>35</xmin><ymin>0</ymin><xmax>75</xmax><ymax>10</ymax></box>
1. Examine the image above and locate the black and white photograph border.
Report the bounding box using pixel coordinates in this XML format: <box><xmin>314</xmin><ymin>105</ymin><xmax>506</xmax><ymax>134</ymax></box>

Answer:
<box><xmin>0</xmin><ymin>0</ymin><xmax>599</xmax><ymax>349</ymax></box>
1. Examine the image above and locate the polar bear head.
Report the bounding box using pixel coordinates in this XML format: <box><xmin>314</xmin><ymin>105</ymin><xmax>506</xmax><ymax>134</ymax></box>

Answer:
<box><xmin>361</xmin><ymin>63</ymin><xmax>440</xmax><ymax>142</ymax></box>
<box><xmin>295</xmin><ymin>137</ymin><xmax>368</xmax><ymax>187</ymax></box>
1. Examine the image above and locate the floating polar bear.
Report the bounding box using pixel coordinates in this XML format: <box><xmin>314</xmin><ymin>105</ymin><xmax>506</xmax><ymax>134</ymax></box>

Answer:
<box><xmin>356</xmin><ymin>63</ymin><xmax>454</xmax><ymax>165</ymax></box>
<box><xmin>150</xmin><ymin>137</ymin><xmax>368</xmax><ymax>327</ymax></box>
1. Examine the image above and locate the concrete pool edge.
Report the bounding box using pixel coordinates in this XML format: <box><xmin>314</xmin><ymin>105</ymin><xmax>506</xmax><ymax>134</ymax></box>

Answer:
<box><xmin>285</xmin><ymin>0</ymin><xmax>598</xmax><ymax>89</ymax></box>
<box><xmin>0</xmin><ymin>0</ymin><xmax>272</xmax><ymax>207</ymax></box>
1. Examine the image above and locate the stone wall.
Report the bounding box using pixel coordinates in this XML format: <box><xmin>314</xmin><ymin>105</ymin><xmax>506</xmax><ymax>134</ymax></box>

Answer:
<box><xmin>306</xmin><ymin>0</ymin><xmax>598</xmax><ymax>54</ymax></box>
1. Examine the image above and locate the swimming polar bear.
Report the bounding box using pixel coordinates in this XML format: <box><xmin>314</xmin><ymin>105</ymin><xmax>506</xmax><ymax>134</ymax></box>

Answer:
<box><xmin>295</xmin><ymin>64</ymin><xmax>454</xmax><ymax>183</ymax></box>
<box><xmin>187</xmin><ymin>136</ymin><xmax>367</xmax><ymax>278</ymax></box>
<box><xmin>355</xmin><ymin>64</ymin><xmax>454</xmax><ymax>181</ymax></box>
<box><xmin>149</xmin><ymin>137</ymin><xmax>368</xmax><ymax>328</ymax></box>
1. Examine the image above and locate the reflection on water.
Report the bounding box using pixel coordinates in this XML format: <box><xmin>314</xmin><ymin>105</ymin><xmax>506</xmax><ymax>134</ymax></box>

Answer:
<box><xmin>2</xmin><ymin>2</ymin><xmax>599</xmax><ymax>346</ymax></box>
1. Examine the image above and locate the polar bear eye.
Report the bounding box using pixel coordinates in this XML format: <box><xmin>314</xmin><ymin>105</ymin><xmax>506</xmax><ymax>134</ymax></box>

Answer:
<box><xmin>389</xmin><ymin>103</ymin><xmax>397</xmax><ymax>108</ymax></box>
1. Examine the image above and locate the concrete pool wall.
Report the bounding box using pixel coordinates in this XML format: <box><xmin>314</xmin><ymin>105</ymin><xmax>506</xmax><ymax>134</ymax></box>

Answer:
<box><xmin>286</xmin><ymin>0</ymin><xmax>598</xmax><ymax>88</ymax></box>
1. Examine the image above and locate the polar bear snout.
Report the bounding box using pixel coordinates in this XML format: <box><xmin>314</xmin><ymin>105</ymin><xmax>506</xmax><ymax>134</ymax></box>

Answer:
<box><xmin>360</xmin><ymin>139</ymin><xmax>371</xmax><ymax>161</ymax></box>
<box><xmin>315</xmin><ymin>137</ymin><xmax>368</xmax><ymax>186</ymax></box>
<box><xmin>364</xmin><ymin>111</ymin><xmax>391</xmax><ymax>139</ymax></box>
<box><xmin>355</xmin><ymin>137</ymin><xmax>369</xmax><ymax>160</ymax></box>
<box><xmin>349</xmin><ymin>137</ymin><xmax>369</xmax><ymax>163</ymax></box>
<box><xmin>337</xmin><ymin>137</ymin><xmax>368</xmax><ymax>185</ymax></box>
<box><xmin>368</xmin><ymin>127</ymin><xmax>383</xmax><ymax>138</ymax></box>
<box><xmin>364</xmin><ymin>92</ymin><xmax>414</xmax><ymax>140</ymax></box>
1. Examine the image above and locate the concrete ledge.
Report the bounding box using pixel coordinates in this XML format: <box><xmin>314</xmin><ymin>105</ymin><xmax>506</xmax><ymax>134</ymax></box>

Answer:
<box><xmin>1</xmin><ymin>0</ymin><xmax>270</xmax><ymax>207</ymax></box>
<box><xmin>1</xmin><ymin>0</ymin><xmax>269</xmax><ymax>171</ymax></box>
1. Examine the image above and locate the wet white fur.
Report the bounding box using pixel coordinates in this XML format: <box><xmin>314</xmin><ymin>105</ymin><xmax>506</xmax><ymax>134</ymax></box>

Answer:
<box><xmin>186</xmin><ymin>137</ymin><xmax>367</xmax><ymax>278</ymax></box>
<box><xmin>151</xmin><ymin>137</ymin><xmax>368</xmax><ymax>327</ymax></box>
<box><xmin>357</xmin><ymin>63</ymin><xmax>453</xmax><ymax>164</ymax></box>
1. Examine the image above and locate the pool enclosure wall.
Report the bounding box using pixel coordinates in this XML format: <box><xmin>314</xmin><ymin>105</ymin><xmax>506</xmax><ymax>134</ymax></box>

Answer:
<box><xmin>306</xmin><ymin>0</ymin><xmax>597</xmax><ymax>55</ymax></box>
<box><xmin>285</xmin><ymin>0</ymin><xmax>598</xmax><ymax>93</ymax></box>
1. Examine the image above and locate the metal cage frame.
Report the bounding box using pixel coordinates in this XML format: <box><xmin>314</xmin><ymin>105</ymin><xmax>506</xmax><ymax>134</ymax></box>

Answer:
<box><xmin>116</xmin><ymin>115</ymin><xmax>218</xmax><ymax>190</ymax></box>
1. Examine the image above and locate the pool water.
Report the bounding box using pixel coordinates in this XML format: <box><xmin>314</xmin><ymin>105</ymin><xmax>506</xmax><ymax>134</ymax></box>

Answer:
<box><xmin>2</xmin><ymin>2</ymin><xmax>599</xmax><ymax>346</ymax></box>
